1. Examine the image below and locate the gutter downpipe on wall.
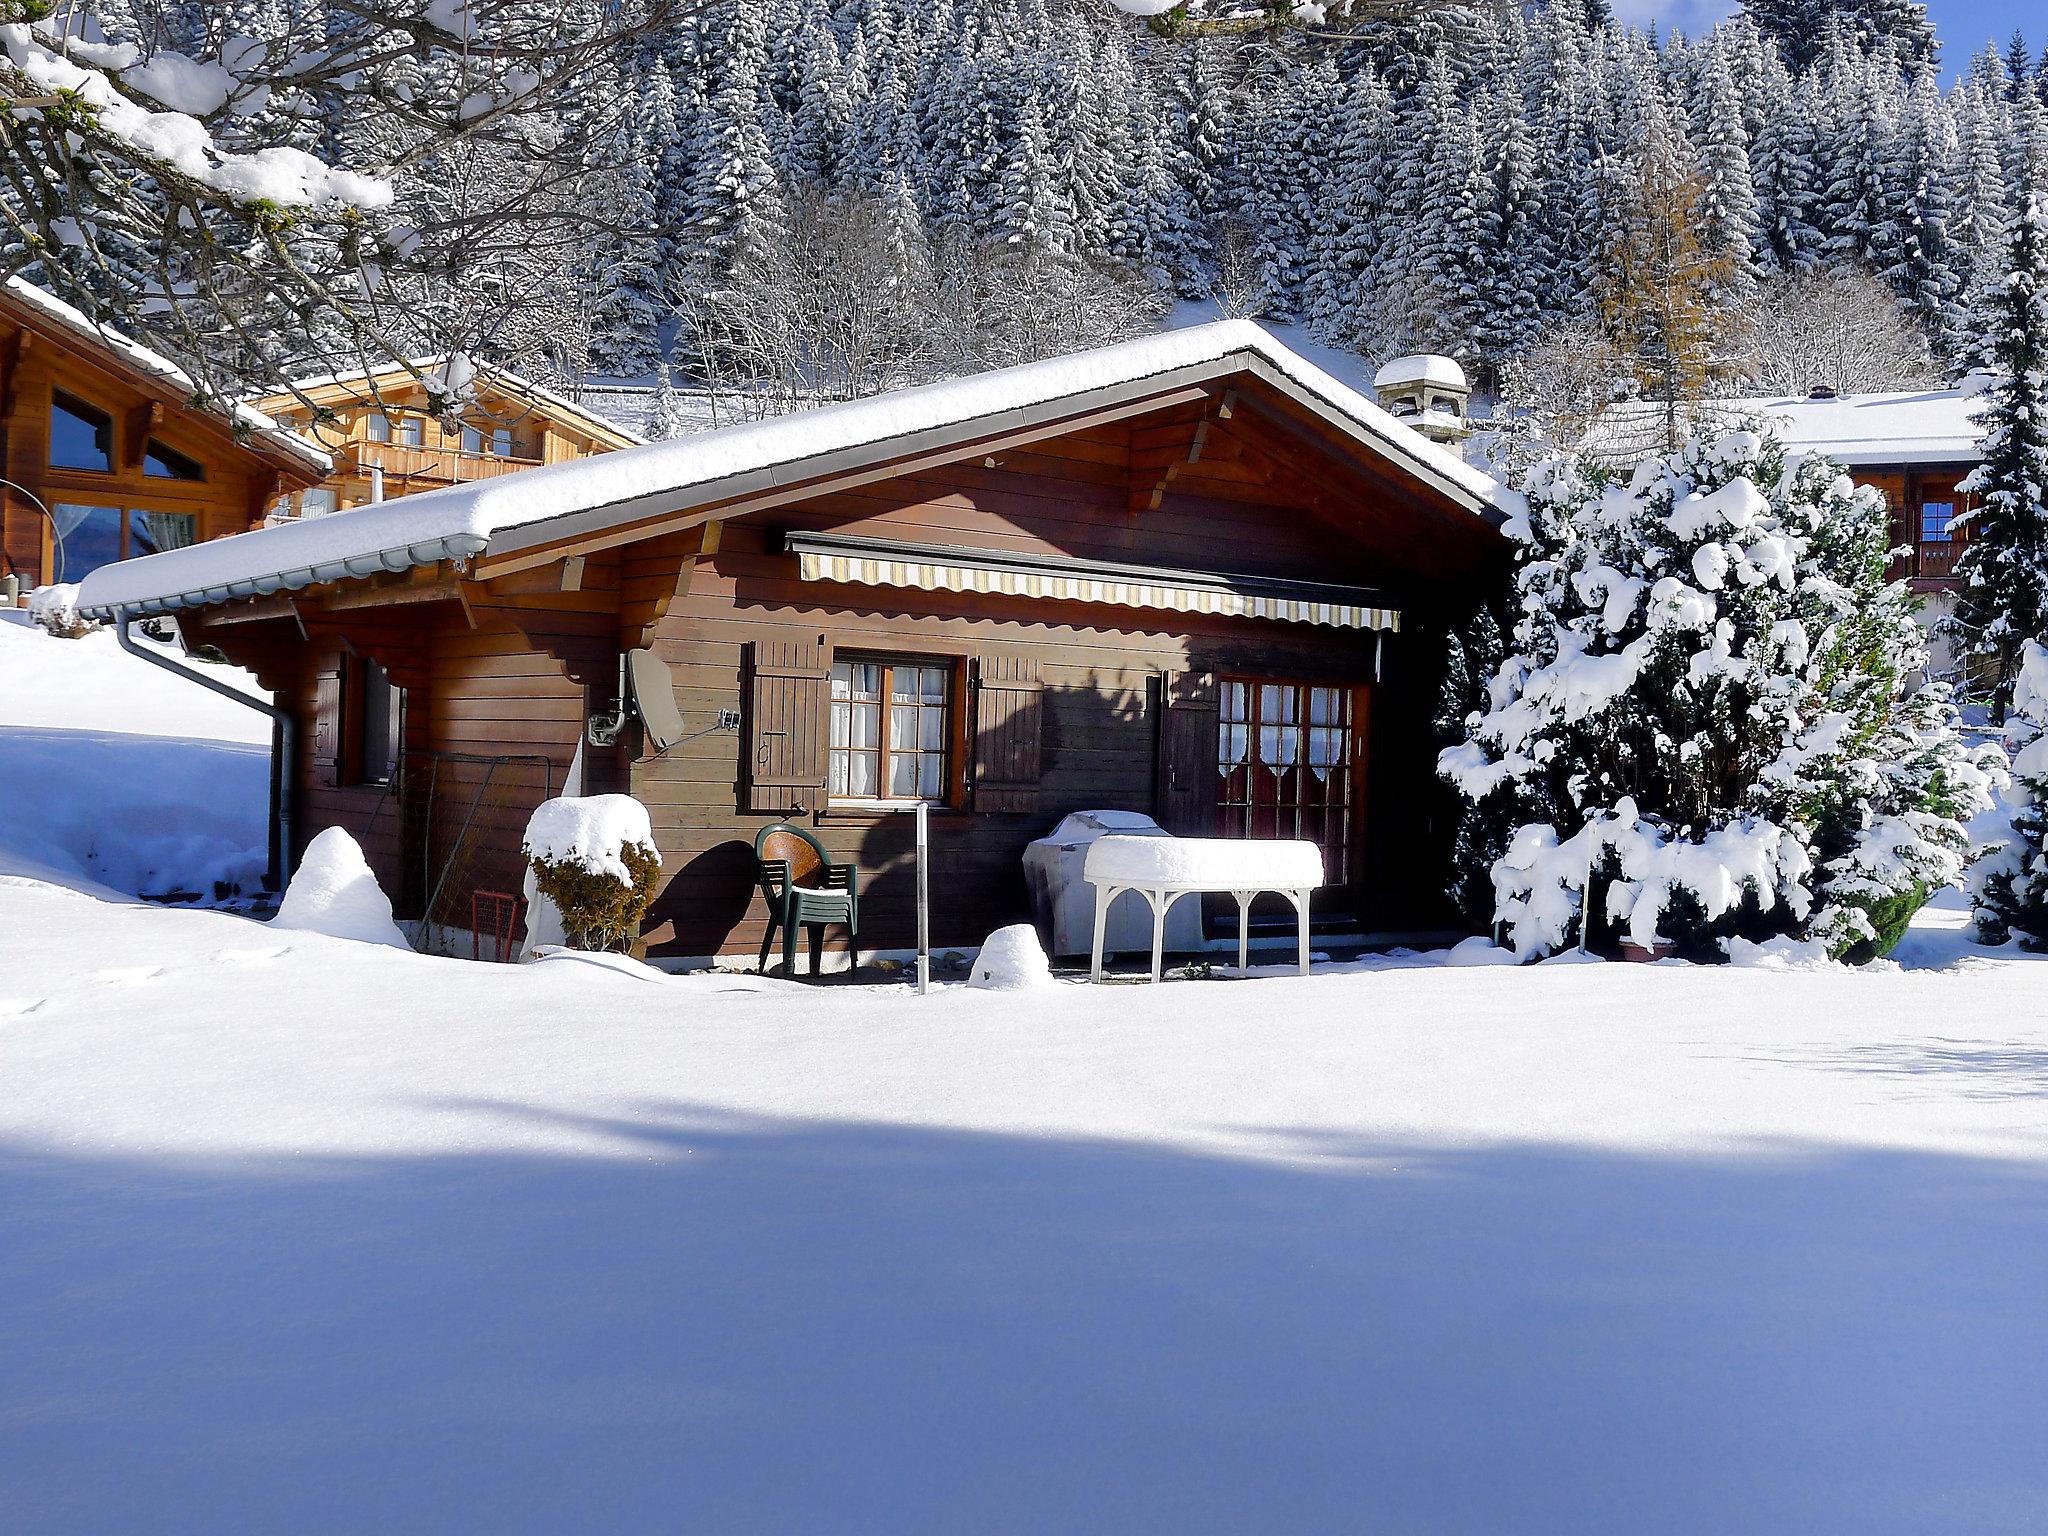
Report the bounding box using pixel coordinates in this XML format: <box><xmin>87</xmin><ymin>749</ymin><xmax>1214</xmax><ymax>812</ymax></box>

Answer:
<box><xmin>115</xmin><ymin>609</ymin><xmax>294</xmax><ymax>895</ymax></box>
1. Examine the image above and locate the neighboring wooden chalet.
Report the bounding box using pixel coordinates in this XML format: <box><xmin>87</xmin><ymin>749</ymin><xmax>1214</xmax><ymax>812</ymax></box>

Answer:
<box><xmin>256</xmin><ymin>360</ymin><xmax>639</xmax><ymax>519</ymax></box>
<box><xmin>0</xmin><ymin>277</ymin><xmax>328</xmax><ymax>593</ymax></box>
<box><xmin>1724</xmin><ymin>387</ymin><xmax>1985</xmax><ymax>594</ymax></box>
<box><xmin>75</xmin><ymin>322</ymin><xmax>1514</xmax><ymax>965</ymax></box>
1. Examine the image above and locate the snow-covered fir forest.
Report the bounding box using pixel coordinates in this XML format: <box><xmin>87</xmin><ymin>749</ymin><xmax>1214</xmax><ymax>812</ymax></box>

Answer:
<box><xmin>10</xmin><ymin>0</ymin><xmax>2048</xmax><ymax>414</ymax></box>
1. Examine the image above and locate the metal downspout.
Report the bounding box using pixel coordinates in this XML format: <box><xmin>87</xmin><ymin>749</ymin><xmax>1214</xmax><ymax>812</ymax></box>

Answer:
<box><xmin>115</xmin><ymin>610</ymin><xmax>294</xmax><ymax>894</ymax></box>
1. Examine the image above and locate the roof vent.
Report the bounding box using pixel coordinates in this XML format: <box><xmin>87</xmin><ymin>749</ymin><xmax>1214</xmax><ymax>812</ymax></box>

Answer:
<box><xmin>1808</xmin><ymin>384</ymin><xmax>1838</xmax><ymax>401</ymax></box>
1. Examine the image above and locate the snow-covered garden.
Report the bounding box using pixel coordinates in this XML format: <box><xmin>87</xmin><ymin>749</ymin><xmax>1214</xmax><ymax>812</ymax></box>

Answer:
<box><xmin>5</xmin><ymin>606</ymin><xmax>2048</xmax><ymax>1533</ymax></box>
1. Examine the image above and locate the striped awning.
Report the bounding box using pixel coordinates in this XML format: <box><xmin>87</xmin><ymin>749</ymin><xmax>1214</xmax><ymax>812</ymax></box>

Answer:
<box><xmin>784</xmin><ymin>533</ymin><xmax>1400</xmax><ymax>633</ymax></box>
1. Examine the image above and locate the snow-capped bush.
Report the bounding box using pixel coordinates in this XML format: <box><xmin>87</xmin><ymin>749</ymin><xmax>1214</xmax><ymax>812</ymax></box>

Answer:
<box><xmin>1439</xmin><ymin>428</ymin><xmax>2004</xmax><ymax>962</ymax></box>
<box><xmin>27</xmin><ymin>585</ymin><xmax>93</xmax><ymax>638</ymax></box>
<box><xmin>1972</xmin><ymin>641</ymin><xmax>2048</xmax><ymax>946</ymax></box>
<box><xmin>521</xmin><ymin>795</ymin><xmax>661</xmax><ymax>953</ymax></box>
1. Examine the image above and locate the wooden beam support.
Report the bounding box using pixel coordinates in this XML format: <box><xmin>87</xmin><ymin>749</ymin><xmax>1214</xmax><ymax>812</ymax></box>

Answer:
<box><xmin>1129</xmin><ymin>389</ymin><xmax>1236</xmax><ymax>515</ymax></box>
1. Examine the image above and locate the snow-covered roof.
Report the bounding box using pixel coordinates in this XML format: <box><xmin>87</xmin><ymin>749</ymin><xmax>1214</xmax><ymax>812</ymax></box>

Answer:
<box><xmin>1718</xmin><ymin>389</ymin><xmax>1985</xmax><ymax>467</ymax></box>
<box><xmin>1</xmin><ymin>275</ymin><xmax>331</xmax><ymax>478</ymax></box>
<box><xmin>264</xmin><ymin>356</ymin><xmax>644</xmax><ymax>448</ymax></box>
<box><xmin>75</xmin><ymin>320</ymin><xmax>1515</xmax><ymax>620</ymax></box>
<box><xmin>1373</xmin><ymin>355</ymin><xmax>1467</xmax><ymax>393</ymax></box>
<box><xmin>1588</xmin><ymin>388</ymin><xmax>1986</xmax><ymax>469</ymax></box>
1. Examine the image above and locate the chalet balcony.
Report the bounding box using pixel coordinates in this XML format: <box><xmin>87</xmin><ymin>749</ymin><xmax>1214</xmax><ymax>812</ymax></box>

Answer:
<box><xmin>346</xmin><ymin>440</ymin><xmax>542</xmax><ymax>492</ymax></box>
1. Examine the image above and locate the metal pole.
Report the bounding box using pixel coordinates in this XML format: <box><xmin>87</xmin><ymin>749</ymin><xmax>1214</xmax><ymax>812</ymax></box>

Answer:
<box><xmin>915</xmin><ymin>799</ymin><xmax>930</xmax><ymax>995</ymax></box>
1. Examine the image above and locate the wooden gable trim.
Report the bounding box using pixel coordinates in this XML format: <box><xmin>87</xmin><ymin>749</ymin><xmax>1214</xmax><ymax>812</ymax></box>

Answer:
<box><xmin>470</xmin><ymin>385</ymin><xmax>1215</xmax><ymax>582</ymax></box>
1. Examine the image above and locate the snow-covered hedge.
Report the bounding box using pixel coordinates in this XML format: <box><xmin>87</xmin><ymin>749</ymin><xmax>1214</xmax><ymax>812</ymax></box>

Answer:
<box><xmin>1439</xmin><ymin>429</ymin><xmax>2004</xmax><ymax>962</ymax></box>
<box><xmin>1972</xmin><ymin>641</ymin><xmax>2048</xmax><ymax>946</ymax></box>
<box><xmin>521</xmin><ymin>795</ymin><xmax>661</xmax><ymax>953</ymax></box>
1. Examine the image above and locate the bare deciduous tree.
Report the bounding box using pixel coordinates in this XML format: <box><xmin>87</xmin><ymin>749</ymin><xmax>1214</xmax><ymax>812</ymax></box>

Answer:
<box><xmin>1742</xmin><ymin>266</ymin><xmax>1944</xmax><ymax>398</ymax></box>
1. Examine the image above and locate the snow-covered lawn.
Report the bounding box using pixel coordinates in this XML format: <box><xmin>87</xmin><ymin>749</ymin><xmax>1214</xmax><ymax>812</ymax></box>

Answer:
<box><xmin>4</xmin><ymin>618</ymin><xmax>2047</xmax><ymax>1532</ymax></box>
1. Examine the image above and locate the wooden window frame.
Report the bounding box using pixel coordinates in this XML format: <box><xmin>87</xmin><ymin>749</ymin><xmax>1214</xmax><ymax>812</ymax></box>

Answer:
<box><xmin>825</xmin><ymin>649</ymin><xmax>968</xmax><ymax>812</ymax></box>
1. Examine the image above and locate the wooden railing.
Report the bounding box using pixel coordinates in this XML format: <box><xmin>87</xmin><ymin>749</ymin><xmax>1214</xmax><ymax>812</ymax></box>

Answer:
<box><xmin>348</xmin><ymin>441</ymin><xmax>542</xmax><ymax>488</ymax></box>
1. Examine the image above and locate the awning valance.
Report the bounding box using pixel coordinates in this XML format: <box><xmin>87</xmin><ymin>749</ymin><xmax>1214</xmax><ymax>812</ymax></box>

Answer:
<box><xmin>782</xmin><ymin>533</ymin><xmax>1400</xmax><ymax>633</ymax></box>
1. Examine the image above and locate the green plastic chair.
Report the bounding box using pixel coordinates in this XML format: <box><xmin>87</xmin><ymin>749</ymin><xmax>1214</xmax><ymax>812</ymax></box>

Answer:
<box><xmin>754</xmin><ymin>823</ymin><xmax>860</xmax><ymax>979</ymax></box>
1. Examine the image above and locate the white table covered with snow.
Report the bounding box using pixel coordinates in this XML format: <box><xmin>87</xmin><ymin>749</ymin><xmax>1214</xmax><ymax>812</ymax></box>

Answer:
<box><xmin>1082</xmin><ymin>835</ymin><xmax>1323</xmax><ymax>982</ymax></box>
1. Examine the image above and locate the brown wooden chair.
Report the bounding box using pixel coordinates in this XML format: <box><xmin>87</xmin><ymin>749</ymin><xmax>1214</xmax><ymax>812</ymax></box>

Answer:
<box><xmin>753</xmin><ymin>823</ymin><xmax>860</xmax><ymax>979</ymax></box>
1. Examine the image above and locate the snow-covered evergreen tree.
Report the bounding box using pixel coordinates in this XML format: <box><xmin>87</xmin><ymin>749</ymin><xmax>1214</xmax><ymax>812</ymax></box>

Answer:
<box><xmin>1972</xmin><ymin>640</ymin><xmax>2048</xmax><ymax>944</ymax></box>
<box><xmin>1440</xmin><ymin>429</ymin><xmax>2000</xmax><ymax>961</ymax></box>
<box><xmin>1951</xmin><ymin>195</ymin><xmax>2048</xmax><ymax>711</ymax></box>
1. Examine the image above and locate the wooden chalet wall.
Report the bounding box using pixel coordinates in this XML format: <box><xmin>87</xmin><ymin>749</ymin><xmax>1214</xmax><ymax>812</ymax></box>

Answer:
<box><xmin>189</xmin><ymin>596</ymin><xmax>590</xmax><ymax>935</ymax></box>
<box><xmin>635</xmin><ymin>390</ymin><xmax>1501</xmax><ymax>964</ymax></box>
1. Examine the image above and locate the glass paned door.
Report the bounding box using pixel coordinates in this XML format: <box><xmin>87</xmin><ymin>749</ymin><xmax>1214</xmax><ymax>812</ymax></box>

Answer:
<box><xmin>1218</xmin><ymin>678</ymin><xmax>1354</xmax><ymax>885</ymax></box>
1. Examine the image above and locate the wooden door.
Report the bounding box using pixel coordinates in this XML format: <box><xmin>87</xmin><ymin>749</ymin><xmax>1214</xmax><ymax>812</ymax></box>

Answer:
<box><xmin>1216</xmin><ymin>677</ymin><xmax>1361</xmax><ymax>889</ymax></box>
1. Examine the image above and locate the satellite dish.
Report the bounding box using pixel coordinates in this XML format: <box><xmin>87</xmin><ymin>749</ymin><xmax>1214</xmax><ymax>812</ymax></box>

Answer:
<box><xmin>626</xmin><ymin>647</ymin><xmax>686</xmax><ymax>753</ymax></box>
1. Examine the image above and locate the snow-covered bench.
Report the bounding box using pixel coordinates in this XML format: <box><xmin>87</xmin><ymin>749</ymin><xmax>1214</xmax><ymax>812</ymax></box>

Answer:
<box><xmin>1082</xmin><ymin>835</ymin><xmax>1323</xmax><ymax>983</ymax></box>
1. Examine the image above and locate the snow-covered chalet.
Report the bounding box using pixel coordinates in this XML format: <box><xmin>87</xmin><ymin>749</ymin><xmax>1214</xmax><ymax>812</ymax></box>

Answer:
<box><xmin>73</xmin><ymin>321</ymin><xmax>1517</xmax><ymax>965</ymax></box>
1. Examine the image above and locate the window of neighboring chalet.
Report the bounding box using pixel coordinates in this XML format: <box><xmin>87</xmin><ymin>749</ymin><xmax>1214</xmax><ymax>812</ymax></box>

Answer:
<box><xmin>828</xmin><ymin>656</ymin><xmax>951</xmax><ymax>803</ymax></box>
<box><xmin>397</xmin><ymin>416</ymin><xmax>424</xmax><ymax>448</ymax></box>
<box><xmin>366</xmin><ymin>413</ymin><xmax>393</xmax><ymax>443</ymax></box>
<box><xmin>50</xmin><ymin>393</ymin><xmax>115</xmax><ymax>472</ymax></box>
<box><xmin>143</xmin><ymin>440</ymin><xmax>205</xmax><ymax>481</ymax></box>
<box><xmin>1920</xmin><ymin>502</ymin><xmax>1957</xmax><ymax>543</ymax></box>
<box><xmin>491</xmin><ymin>427</ymin><xmax>514</xmax><ymax>457</ymax></box>
<box><xmin>50</xmin><ymin>504</ymin><xmax>197</xmax><ymax>580</ymax></box>
<box><xmin>461</xmin><ymin>424</ymin><xmax>485</xmax><ymax>454</ymax></box>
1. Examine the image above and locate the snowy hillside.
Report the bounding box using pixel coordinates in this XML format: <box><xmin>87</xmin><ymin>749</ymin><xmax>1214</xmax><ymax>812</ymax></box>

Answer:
<box><xmin>0</xmin><ymin>616</ymin><xmax>270</xmax><ymax>898</ymax></box>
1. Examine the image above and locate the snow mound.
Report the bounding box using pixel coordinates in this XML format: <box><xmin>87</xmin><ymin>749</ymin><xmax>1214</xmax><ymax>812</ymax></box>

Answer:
<box><xmin>1084</xmin><ymin>835</ymin><xmax>1323</xmax><ymax>888</ymax></box>
<box><xmin>273</xmin><ymin>828</ymin><xmax>407</xmax><ymax>947</ymax></box>
<box><xmin>0</xmin><ymin>620</ymin><xmax>270</xmax><ymax>896</ymax></box>
<box><xmin>1726</xmin><ymin>935</ymin><xmax>1833</xmax><ymax>969</ymax></box>
<box><xmin>970</xmin><ymin>924</ymin><xmax>1055</xmax><ymax>991</ymax></box>
<box><xmin>1443</xmin><ymin>934</ymin><xmax>1519</xmax><ymax>966</ymax></box>
<box><xmin>522</xmin><ymin>795</ymin><xmax>658</xmax><ymax>886</ymax></box>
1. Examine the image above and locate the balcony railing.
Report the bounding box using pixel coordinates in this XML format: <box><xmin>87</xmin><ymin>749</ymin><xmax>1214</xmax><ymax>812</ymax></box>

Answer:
<box><xmin>347</xmin><ymin>441</ymin><xmax>542</xmax><ymax>489</ymax></box>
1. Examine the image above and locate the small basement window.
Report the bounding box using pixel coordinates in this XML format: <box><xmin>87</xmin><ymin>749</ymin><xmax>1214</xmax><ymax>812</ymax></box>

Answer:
<box><xmin>143</xmin><ymin>440</ymin><xmax>205</xmax><ymax>481</ymax></box>
<box><xmin>829</xmin><ymin>656</ymin><xmax>951</xmax><ymax>803</ymax></box>
<box><xmin>51</xmin><ymin>393</ymin><xmax>114</xmax><ymax>472</ymax></box>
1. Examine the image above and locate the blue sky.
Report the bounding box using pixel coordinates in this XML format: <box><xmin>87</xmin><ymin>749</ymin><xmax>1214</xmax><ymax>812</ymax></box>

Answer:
<box><xmin>1613</xmin><ymin>0</ymin><xmax>2042</xmax><ymax>71</ymax></box>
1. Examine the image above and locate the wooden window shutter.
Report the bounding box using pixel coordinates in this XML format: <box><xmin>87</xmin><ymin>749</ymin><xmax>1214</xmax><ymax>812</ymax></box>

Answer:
<box><xmin>1156</xmin><ymin>670</ymin><xmax>1220</xmax><ymax>836</ymax></box>
<box><xmin>973</xmin><ymin>654</ymin><xmax>1045</xmax><ymax>813</ymax></box>
<box><xmin>746</xmin><ymin>637</ymin><xmax>831</xmax><ymax>813</ymax></box>
<box><xmin>311</xmin><ymin>665</ymin><xmax>343</xmax><ymax>789</ymax></box>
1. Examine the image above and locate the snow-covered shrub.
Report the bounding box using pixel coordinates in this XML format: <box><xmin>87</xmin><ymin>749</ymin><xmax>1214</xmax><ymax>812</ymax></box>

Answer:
<box><xmin>1439</xmin><ymin>429</ymin><xmax>2004</xmax><ymax>961</ymax></box>
<box><xmin>1972</xmin><ymin>641</ymin><xmax>2048</xmax><ymax>946</ymax></box>
<box><xmin>27</xmin><ymin>585</ymin><xmax>93</xmax><ymax>638</ymax></box>
<box><xmin>521</xmin><ymin>795</ymin><xmax>662</xmax><ymax>953</ymax></box>
<box><xmin>274</xmin><ymin>827</ymin><xmax>408</xmax><ymax>947</ymax></box>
